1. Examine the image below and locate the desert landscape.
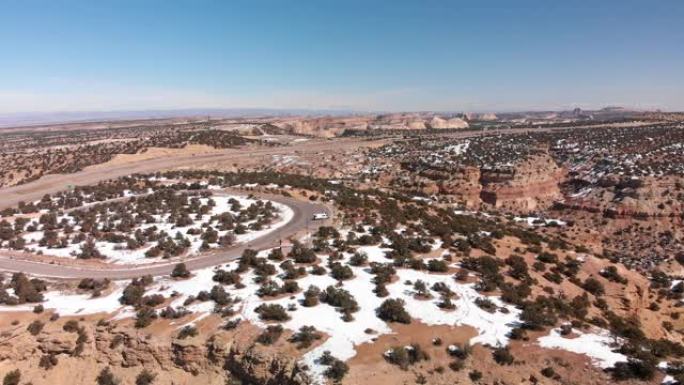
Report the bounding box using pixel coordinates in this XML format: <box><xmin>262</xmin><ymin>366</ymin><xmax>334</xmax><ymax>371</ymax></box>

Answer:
<box><xmin>2</xmin><ymin>1</ymin><xmax>683</xmax><ymax>384</ymax></box>
<box><xmin>0</xmin><ymin>109</ymin><xmax>682</xmax><ymax>385</ymax></box>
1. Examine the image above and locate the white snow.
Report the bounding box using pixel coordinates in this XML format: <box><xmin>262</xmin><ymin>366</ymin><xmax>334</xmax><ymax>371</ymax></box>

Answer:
<box><xmin>0</xmin><ymin>282</ymin><xmax>127</xmax><ymax>316</ymax></box>
<box><xmin>513</xmin><ymin>216</ymin><xmax>567</xmax><ymax>227</ymax></box>
<box><xmin>0</xmin><ymin>243</ymin><xmax>522</xmax><ymax>385</ymax></box>
<box><xmin>11</xmin><ymin>195</ymin><xmax>292</xmax><ymax>265</ymax></box>
<box><xmin>537</xmin><ymin>327</ymin><xmax>627</xmax><ymax>369</ymax></box>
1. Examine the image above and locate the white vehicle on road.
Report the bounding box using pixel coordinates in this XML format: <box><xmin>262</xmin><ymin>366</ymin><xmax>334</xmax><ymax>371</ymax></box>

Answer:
<box><xmin>312</xmin><ymin>212</ymin><xmax>329</xmax><ymax>220</ymax></box>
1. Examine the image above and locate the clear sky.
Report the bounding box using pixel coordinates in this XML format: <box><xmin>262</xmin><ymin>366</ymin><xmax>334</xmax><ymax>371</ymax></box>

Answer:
<box><xmin>1</xmin><ymin>0</ymin><xmax>683</xmax><ymax>113</ymax></box>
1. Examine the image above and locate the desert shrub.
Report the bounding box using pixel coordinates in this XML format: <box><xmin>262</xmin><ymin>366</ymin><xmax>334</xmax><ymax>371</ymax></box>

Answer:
<box><xmin>223</xmin><ymin>318</ymin><xmax>241</xmax><ymax>330</ymax></box>
<box><xmin>320</xmin><ymin>286</ymin><xmax>359</xmax><ymax>314</ymax></box>
<box><xmin>135</xmin><ymin>370</ymin><xmax>156</xmax><ymax>385</ymax></box>
<box><xmin>520</xmin><ymin>301</ymin><xmax>557</xmax><ymax>330</ymax></box>
<box><xmin>267</xmin><ymin>247</ymin><xmax>284</xmax><ymax>261</ymax></box>
<box><xmin>77</xmin><ymin>238</ymin><xmax>103</xmax><ymax>259</ymax></box>
<box><xmin>469</xmin><ymin>370</ymin><xmax>483</xmax><ymax>381</ymax></box>
<box><xmin>319</xmin><ymin>352</ymin><xmax>349</xmax><ymax>381</ymax></box>
<box><xmin>134</xmin><ymin>307</ymin><xmax>157</xmax><ymax>328</ymax></box>
<box><xmin>119</xmin><ymin>277</ymin><xmax>153</xmax><ymax>307</ymax></box>
<box><xmin>508</xmin><ymin>327</ymin><xmax>528</xmax><ymax>340</ymax></box>
<box><xmin>427</xmin><ymin>259</ymin><xmax>449</xmax><ymax>273</ymax></box>
<box><xmin>289</xmin><ymin>325</ymin><xmax>323</xmax><ymax>349</ymax></box>
<box><xmin>374</xmin><ymin>283</ymin><xmax>389</xmax><ymax>297</ymax></box>
<box><xmin>256</xmin><ymin>280</ymin><xmax>282</xmax><ymax>297</ymax></box>
<box><xmin>611</xmin><ymin>358</ymin><xmax>656</xmax><ymax>381</ymax></box>
<box><xmin>177</xmin><ymin>325</ymin><xmax>198</xmax><ymax>340</ymax></box>
<box><xmin>288</xmin><ymin>241</ymin><xmax>317</xmax><ymax>263</ymax></box>
<box><xmin>141</xmin><ymin>294</ymin><xmax>165</xmax><ymax>307</ymax></box>
<box><xmin>474</xmin><ymin>297</ymin><xmax>496</xmax><ymax>312</ymax></box>
<box><xmin>3</xmin><ymin>370</ymin><xmax>20</xmax><ymax>385</ymax></box>
<box><xmin>255</xmin><ymin>303</ymin><xmax>290</xmax><ymax>321</ymax></box>
<box><xmin>212</xmin><ymin>269</ymin><xmax>241</xmax><ymax>285</ymax></box>
<box><xmin>438</xmin><ymin>296</ymin><xmax>456</xmax><ymax>310</ymax></box>
<box><xmin>377</xmin><ymin>299</ymin><xmax>411</xmax><ymax>324</ymax></box>
<box><xmin>96</xmin><ymin>367</ymin><xmax>120</xmax><ymax>385</ymax></box>
<box><xmin>78</xmin><ymin>278</ymin><xmax>110</xmax><ymax>292</ymax></box>
<box><xmin>385</xmin><ymin>344</ymin><xmax>430</xmax><ymax>370</ymax></box>
<box><xmin>39</xmin><ymin>353</ymin><xmax>58</xmax><ymax>370</ymax></box>
<box><xmin>583</xmin><ymin>277</ymin><xmax>605</xmax><ymax>296</ymax></box>
<box><xmin>256</xmin><ymin>325</ymin><xmax>283</xmax><ymax>345</ymax></box>
<box><xmin>449</xmin><ymin>359</ymin><xmax>465</xmax><ymax>371</ymax></box>
<box><xmin>412</xmin><ymin>280</ymin><xmax>431</xmax><ymax>299</ymax></box>
<box><xmin>282</xmin><ymin>280</ymin><xmax>300</xmax><ymax>294</ymax></box>
<box><xmin>27</xmin><ymin>319</ymin><xmax>45</xmax><ymax>336</ymax></box>
<box><xmin>63</xmin><ymin>319</ymin><xmax>80</xmax><ymax>332</ymax></box>
<box><xmin>505</xmin><ymin>255</ymin><xmax>530</xmax><ymax>280</ymax></box>
<box><xmin>447</xmin><ymin>343</ymin><xmax>472</xmax><ymax>359</ymax></box>
<box><xmin>537</xmin><ymin>252</ymin><xmax>558</xmax><ymax>264</ymax></box>
<box><xmin>302</xmin><ymin>286</ymin><xmax>321</xmax><ymax>307</ymax></box>
<box><xmin>171</xmin><ymin>263</ymin><xmax>191</xmax><ymax>279</ymax></box>
<box><xmin>159</xmin><ymin>306</ymin><xmax>191</xmax><ymax>319</ymax></box>
<box><xmin>9</xmin><ymin>272</ymin><xmax>45</xmax><ymax>303</ymax></box>
<box><xmin>349</xmin><ymin>252</ymin><xmax>368</xmax><ymax>266</ymax></box>
<box><xmin>541</xmin><ymin>366</ymin><xmax>556</xmax><ymax>378</ymax></box>
<box><xmin>492</xmin><ymin>346</ymin><xmax>514</xmax><ymax>365</ymax></box>
<box><xmin>210</xmin><ymin>285</ymin><xmax>231</xmax><ymax>305</ymax></box>
<box><xmin>600</xmin><ymin>265</ymin><xmax>628</xmax><ymax>284</ymax></box>
<box><xmin>329</xmin><ymin>262</ymin><xmax>354</xmax><ymax>281</ymax></box>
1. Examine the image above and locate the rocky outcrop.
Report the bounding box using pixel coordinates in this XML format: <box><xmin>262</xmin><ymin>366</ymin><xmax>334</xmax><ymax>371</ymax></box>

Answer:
<box><xmin>272</xmin><ymin>113</ymin><xmax>470</xmax><ymax>137</ymax></box>
<box><xmin>225</xmin><ymin>343</ymin><xmax>311</xmax><ymax>385</ymax></box>
<box><xmin>428</xmin><ymin>116</ymin><xmax>469</xmax><ymax>129</ymax></box>
<box><xmin>0</xmin><ymin>320</ymin><xmax>308</xmax><ymax>385</ymax></box>
<box><xmin>438</xmin><ymin>166</ymin><xmax>482</xmax><ymax>208</ymax></box>
<box><xmin>479</xmin><ymin>154</ymin><xmax>564</xmax><ymax>212</ymax></box>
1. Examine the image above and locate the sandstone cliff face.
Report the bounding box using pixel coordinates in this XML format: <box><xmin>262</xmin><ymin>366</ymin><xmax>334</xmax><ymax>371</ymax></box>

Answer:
<box><xmin>560</xmin><ymin>175</ymin><xmax>684</xmax><ymax>218</ymax></box>
<box><xmin>428</xmin><ymin>116</ymin><xmax>469</xmax><ymax>129</ymax></box>
<box><xmin>270</xmin><ymin>113</ymin><xmax>469</xmax><ymax>137</ymax></box>
<box><xmin>437</xmin><ymin>166</ymin><xmax>482</xmax><ymax>209</ymax></box>
<box><xmin>0</xmin><ymin>320</ymin><xmax>309</xmax><ymax>385</ymax></box>
<box><xmin>479</xmin><ymin>154</ymin><xmax>564</xmax><ymax>213</ymax></box>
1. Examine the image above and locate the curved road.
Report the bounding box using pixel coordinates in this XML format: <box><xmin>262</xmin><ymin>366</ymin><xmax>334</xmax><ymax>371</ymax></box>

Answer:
<box><xmin>0</xmin><ymin>193</ymin><xmax>331</xmax><ymax>280</ymax></box>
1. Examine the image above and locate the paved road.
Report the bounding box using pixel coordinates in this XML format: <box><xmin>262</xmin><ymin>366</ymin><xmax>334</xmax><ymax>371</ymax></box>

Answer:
<box><xmin>0</xmin><ymin>193</ymin><xmax>331</xmax><ymax>280</ymax></box>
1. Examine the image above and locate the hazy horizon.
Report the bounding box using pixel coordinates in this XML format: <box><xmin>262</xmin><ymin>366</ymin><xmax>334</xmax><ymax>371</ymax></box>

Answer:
<box><xmin>1</xmin><ymin>0</ymin><xmax>682</xmax><ymax>113</ymax></box>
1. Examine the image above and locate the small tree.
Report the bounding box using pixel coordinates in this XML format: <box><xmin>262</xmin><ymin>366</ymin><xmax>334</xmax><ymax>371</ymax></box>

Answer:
<box><xmin>377</xmin><ymin>299</ymin><xmax>411</xmax><ymax>324</ymax></box>
<box><xmin>171</xmin><ymin>263</ymin><xmax>190</xmax><ymax>279</ymax></box>
<box><xmin>256</xmin><ymin>325</ymin><xmax>284</xmax><ymax>345</ymax></box>
<box><xmin>177</xmin><ymin>325</ymin><xmax>198</xmax><ymax>340</ymax></box>
<box><xmin>27</xmin><ymin>319</ymin><xmax>45</xmax><ymax>336</ymax></box>
<box><xmin>492</xmin><ymin>346</ymin><xmax>514</xmax><ymax>365</ymax></box>
<box><xmin>96</xmin><ymin>367</ymin><xmax>119</xmax><ymax>385</ymax></box>
<box><xmin>289</xmin><ymin>325</ymin><xmax>323</xmax><ymax>349</ymax></box>
<box><xmin>3</xmin><ymin>370</ymin><xmax>20</xmax><ymax>385</ymax></box>
<box><xmin>135</xmin><ymin>370</ymin><xmax>156</xmax><ymax>385</ymax></box>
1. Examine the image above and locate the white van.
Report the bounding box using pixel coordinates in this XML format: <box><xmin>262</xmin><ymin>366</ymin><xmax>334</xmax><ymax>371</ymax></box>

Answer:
<box><xmin>312</xmin><ymin>212</ymin><xmax>329</xmax><ymax>220</ymax></box>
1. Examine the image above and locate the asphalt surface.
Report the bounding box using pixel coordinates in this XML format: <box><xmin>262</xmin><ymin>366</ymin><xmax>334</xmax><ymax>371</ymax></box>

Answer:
<box><xmin>0</xmin><ymin>192</ymin><xmax>330</xmax><ymax>280</ymax></box>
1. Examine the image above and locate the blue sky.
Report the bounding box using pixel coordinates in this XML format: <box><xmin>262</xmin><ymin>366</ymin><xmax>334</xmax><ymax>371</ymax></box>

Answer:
<box><xmin>1</xmin><ymin>0</ymin><xmax>682</xmax><ymax>113</ymax></box>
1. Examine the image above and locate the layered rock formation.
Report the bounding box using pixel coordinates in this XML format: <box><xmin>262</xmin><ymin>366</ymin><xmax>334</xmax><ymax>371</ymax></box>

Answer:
<box><xmin>479</xmin><ymin>154</ymin><xmax>564</xmax><ymax>212</ymax></box>
<box><xmin>271</xmin><ymin>113</ymin><xmax>469</xmax><ymax>137</ymax></box>
<box><xmin>0</xmin><ymin>320</ymin><xmax>310</xmax><ymax>385</ymax></box>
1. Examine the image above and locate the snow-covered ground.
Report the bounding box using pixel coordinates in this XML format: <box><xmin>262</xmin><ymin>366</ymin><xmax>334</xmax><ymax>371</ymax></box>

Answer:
<box><xmin>0</xmin><ymin>242</ymin><xmax>522</xmax><ymax>384</ymax></box>
<box><xmin>513</xmin><ymin>216</ymin><xmax>567</xmax><ymax>227</ymax></box>
<box><xmin>537</xmin><ymin>327</ymin><xmax>627</xmax><ymax>368</ymax></box>
<box><xmin>11</xmin><ymin>195</ymin><xmax>292</xmax><ymax>265</ymax></box>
